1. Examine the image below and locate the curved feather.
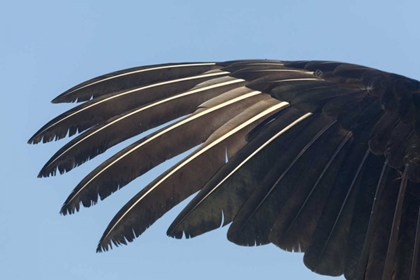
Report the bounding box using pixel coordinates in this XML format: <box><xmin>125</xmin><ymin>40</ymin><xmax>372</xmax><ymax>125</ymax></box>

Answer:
<box><xmin>60</xmin><ymin>90</ymin><xmax>266</xmax><ymax>214</ymax></box>
<box><xmin>38</xmin><ymin>76</ymin><xmax>245</xmax><ymax>176</ymax></box>
<box><xmin>344</xmin><ymin>160</ymin><xmax>390</xmax><ymax>280</ymax></box>
<box><xmin>29</xmin><ymin>70</ymin><xmax>229</xmax><ymax>144</ymax></box>
<box><xmin>269</xmin><ymin>132</ymin><xmax>353</xmax><ymax>252</ymax></box>
<box><xmin>29</xmin><ymin>59</ymin><xmax>420</xmax><ymax>279</ymax></box>
<box><xmin>303</xmin><ymin>146</ymin><xmax>370</xmax><ymax>276</ymax></box>
<box><xmin>167</xmin><ymin>110</ymin><xmax>313</xmax><ymax>238</ymax></box>
<box><xmin>53</xmin><ymin>62</ymin><xmax>220</xmax><ymax>103</ymax></box>
<box><xmin>381</xmin><ymin>168</ymin><xmax>409</xmax><ymax>279</ymax></box>
<box><xmin>97</xmin><ymin>99</ymin><xmax>289</xmax><ymax>251</ymax></box>
<box><xmin>226</xmin><ymin>117</ymin><xmax>338</xmax><ymax>246</ymax></box>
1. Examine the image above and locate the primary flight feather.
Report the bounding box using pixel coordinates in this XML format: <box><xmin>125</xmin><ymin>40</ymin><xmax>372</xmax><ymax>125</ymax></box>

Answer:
<box><xmin>29</xmin><ymin>60</ymin><xmax>420</xmax><ymax>279</ymax></box>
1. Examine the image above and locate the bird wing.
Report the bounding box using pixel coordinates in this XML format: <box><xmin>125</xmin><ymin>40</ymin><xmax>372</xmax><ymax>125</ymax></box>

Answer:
<box><xmin>29</xmin><ymin>60</ymin><xmax>420</xmax><ymax>279</ymax></box>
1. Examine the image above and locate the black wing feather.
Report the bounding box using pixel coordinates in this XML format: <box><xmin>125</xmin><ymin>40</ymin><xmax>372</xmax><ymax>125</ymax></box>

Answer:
<box><xmin>226</xmin><ymin>116</ymin><xmax>336</xmax><ymax>247</ymax></box>
<box><xmin>30</xmin><ymin>59</ymin><xmax>420</xmax><ymax>279</ymax></box>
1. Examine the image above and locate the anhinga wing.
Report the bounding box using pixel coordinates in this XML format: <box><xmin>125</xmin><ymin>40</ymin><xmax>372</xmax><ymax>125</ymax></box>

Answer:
<box><xmin>29</xmin><ymin>60</ymin><xmax>420</xmax><ymax>279</ymax></box>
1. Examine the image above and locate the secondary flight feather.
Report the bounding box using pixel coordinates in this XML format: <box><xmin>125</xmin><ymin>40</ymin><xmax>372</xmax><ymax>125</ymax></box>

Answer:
<box><xmin>29</xmin><ymin>59</ymin><xmax>420</xmax><ymax>279</ymax></box>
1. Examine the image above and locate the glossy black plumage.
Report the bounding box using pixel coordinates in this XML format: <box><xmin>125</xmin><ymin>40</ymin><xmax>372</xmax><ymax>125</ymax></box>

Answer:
<box><xmin>29</xmin><ymin>60</ymin><xmax>420</xmax><ymax>279</ymax></box>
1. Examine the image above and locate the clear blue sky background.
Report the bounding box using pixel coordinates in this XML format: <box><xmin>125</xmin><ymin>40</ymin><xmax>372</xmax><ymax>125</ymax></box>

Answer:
<box><xmin>1</xmin><ymin>1</ymin><xmax>419</xmax><ymax>279</ymax></box>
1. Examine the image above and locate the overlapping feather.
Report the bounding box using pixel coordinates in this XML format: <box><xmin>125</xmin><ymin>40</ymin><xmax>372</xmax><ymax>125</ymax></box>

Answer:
<box><xmin>30</xmin><ymin>60</ymin><xmax>420</xmax><ymax>279</ymax></box>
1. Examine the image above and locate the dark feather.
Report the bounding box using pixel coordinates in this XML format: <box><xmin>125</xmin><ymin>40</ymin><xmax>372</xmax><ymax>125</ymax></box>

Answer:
<box><xmin>97</xmin><ymin>98</ymin><xmax>287</xmax><ymax>251</ymax></box>
<box><xmin>53</xmin><ymin>62</ymin><xmax>220</xmax><ymax>103</ymax></box>
<box><xmin>167</xmin><ymin>108</ymin><xmax>311</xmax><ymax>238</ymax></box>
<box><xmin>269</xmin><ymin>131</ymin><xmax>353</xmax><ymax>253</ymax></box>
<box><xmin>364</xmin><ymin>168</ymin><xmax>402</xmax><ymax>279</ymax></box>
<box><xmin>38</xmin><ymin>76</ymin><xmax>245</xmax><ymax>177</ymax></box>
<box><xmin>303</xmin><ymin>143</ymin><xmax>370</xmax><ymax>276</ymax></box>
<box><xmin>30</xmin><ymin>59</ymin><xmax>420</xmax><ymax>279</ymax></box>
<box><xmin>28</xmin><ymin>69</ymin><xmax>229</xmax><ymax>144</ymax></box>
<box><xmin>60</xmin><ymin>89</ymin><xmax>267</xmax><ymax>214</ymax></box>
<box><xmin>393</xmin><ymin>190</ymin><xmax>420</xmax><ymax>280</ymax></box>
<box><xmin>226</xmin><ymin>116</ymin><xmax>337</xmax><ymax>247</ymax></box>
<box><xmin>344</xmin><ymin>158</ymin><xmax>388</xmax><ymax>279</ymax></box>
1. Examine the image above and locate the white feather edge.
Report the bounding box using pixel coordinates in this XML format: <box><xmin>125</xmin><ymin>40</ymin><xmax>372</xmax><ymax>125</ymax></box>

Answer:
<box><xmin>100</xmin><ymin>101</ymin><xmax>292</xmax><ymax>243</ymax></box>
<box><xmin>64</xmin><ymin>62</ymin><xmax>218</xmax><ymax>95</ymax></box>
<box><xmin>64</xmin><ymin>89</ymin><xmax>263</xmax><ymax>207</ymax></box>
<box><xmin>38</xmin><ymin>70</ymin><xmax>229</xmax><ymax>136</ymax></box>
<box><xmin>45</xmin><ymin>77</ymin><xmax>245</xmax><ymax>168</ymax></box>
<box><xmin>170</xmin><ymin>112</ymin><xmax>313</xmax><ymax>230</ymax></box>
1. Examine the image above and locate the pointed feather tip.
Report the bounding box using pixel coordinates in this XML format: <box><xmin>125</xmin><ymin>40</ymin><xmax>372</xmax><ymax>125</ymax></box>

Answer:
<box><xmin>40</xmin><ymin>146</ymin><xmax>108</xmax><ymax>179</ymax></box>
<box><xmin>96</xmin><ymin>241</ymin><xmax>112</xmax><ymax>253</ymax></box>
<box><xmin>51</xmin><ymin>91</ymin><xmax>75</xmax><ymax>103</ymax></box>
<box><xmin>37</xmin><ymin>163</ymin><xmax>71</xmax><ymax>178</ymax></box>
<box><xmin>96</xmin><ymin>231</ymin><xmax>135</xmax><ymax>253</ymax></box>
<box><xmin>59</xmin><ymin>195</ymin><xmax>100</xmax><ymax>216</ymax></box>
<box><xmin>43</xmin><ymin>146</ymin><xmax>101</xmax><ymax>177</ymax></box>
<box><xmin>37</xmin><ymin>169</ymin><xmax>55</xmax><ymax>178</ymax></box>
<box><xmin>166</xmin><ymin>227</ymin><xmax>195</xmax><ymax>240</ymax></box>
<box><xmin>59</xmin><ymin>205</ymin><xmax>77</xmax><ymax>216</ymax></box>
<box><xmin>27</xmin><ymin>137</ymin><xmax>37</xmax><ymax>145</ymax></box>
<box><xmin>96</xmin><ymin>237</ymin><xmax>130</xmax><ymax>253</ymax></box>
<box><xmin>38</xmin><ymin>161</ymin><xmax>66</xmax><ymax>177</ymax></box>
<box><xmin>27</xmin><ymin>132</ymin><xmax>48</xmax><ymax>145</ymax></box>
<box><xmin>166</xmin><ymin>209</ymin><xmax>231</xmax><ymax>240</ymax></box>
<box><xmin>32</xmin><ymin>116</ymin><xmax>75</xmax><ymax>143</ymax></box>
<box><xmin>50</xmin><ymin>84</ymin><xmax>82</xmax><ymax>103</ymax></box>
<box><xmin>166</xmin><ymin>217</ymin><xmax>188</xmax><ymax>239</ymax></box>
<box><xmin>28</xmin><ymin>126</ymin><xmax>74</xmax><ymax>145</ymax></box>
<box><xmin>51</xmin><ymin>91</ymin><xmax>93</xmax><ymax>104</ymax></box>
<box><xmin>166</xmin><ymin>216</ymin><xmax>221</xmax><ymax>239</ymax></box>
<box><xmin>166</xmin><ymin>228</ymin><xmax>182</xmax><ymax>239</ymax></box>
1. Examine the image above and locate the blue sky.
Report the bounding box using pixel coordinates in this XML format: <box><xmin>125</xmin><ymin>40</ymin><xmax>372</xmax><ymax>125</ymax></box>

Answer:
<box><xmin>1</xmin><ymin>1</ymin><xmax>419</xmax><ymax>279</ymax></box>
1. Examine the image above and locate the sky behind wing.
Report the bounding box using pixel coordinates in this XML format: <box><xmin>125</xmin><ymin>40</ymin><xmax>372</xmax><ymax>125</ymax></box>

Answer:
<box><xmin>1</xmin><ymin>1</ymin><xmax>419</xmax><ymax>279</ymax></box>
